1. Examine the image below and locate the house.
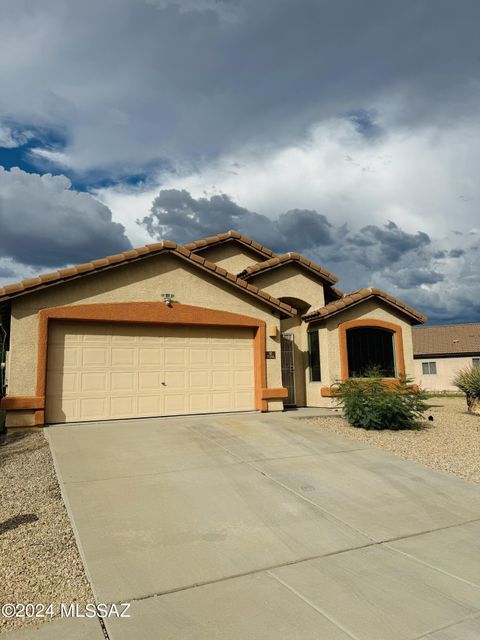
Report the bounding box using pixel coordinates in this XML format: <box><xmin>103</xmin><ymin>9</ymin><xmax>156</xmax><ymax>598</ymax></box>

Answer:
<box><xmin>413</xmin><ymin>323</ymin><xmax>480</xmax><ymax>391</ymax></box>
<box><xmin>0</xmin><ymin>230</ymin><xmax>426</xmax><ymax>427</ymax></box>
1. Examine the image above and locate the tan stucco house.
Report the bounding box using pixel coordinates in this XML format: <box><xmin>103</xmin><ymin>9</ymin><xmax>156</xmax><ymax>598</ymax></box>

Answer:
<box><xmin>413</xmin><ymin>323</ymin><xmax>480</xmax><ymax>391</ymax></box>
<box><xmin>0</xmin><ymin>230</ymin><xmax>426</xmax><ymax>427</ymax></box>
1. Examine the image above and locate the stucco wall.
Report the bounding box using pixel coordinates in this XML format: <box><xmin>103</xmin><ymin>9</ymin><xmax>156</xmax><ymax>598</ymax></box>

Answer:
<box><xmin>323</xmin><ymin>300</ymin><xmax>415</xmax><ymax>385</ymax></box>
<box><xmin>7</xmin><ymin>254</ymin><xmax>283</xmax><ymax>404</ymax></box>
<box><xmin>304</xmin><ymin>300</ymin><xmax>416</xmax><ymax>408</ymax></box>
<box><xmin>305</xmin><ymin>325</ymin><xmax>332</xmax><ymax>407</ymax></box>
<box><xmin>197</xmin><ymin>243</ymin><xmax>261</xmax><ymax>274</ymax></box>
<box><xmin>414</xmin><ymin>355</ymin><xmax>479</xmax><ymax>391</ymax></box>
<box><xmin>248</xmin><ymin>265</ymin><xmax>325</xmax><ymax>312</ymax></box>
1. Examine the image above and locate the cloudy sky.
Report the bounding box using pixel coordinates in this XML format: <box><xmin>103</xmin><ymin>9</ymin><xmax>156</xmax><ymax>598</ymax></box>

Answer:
<box><xmin>1</xmin><ymin>0</ymin><xmax>479</xmax><ymax>323</ymax></box>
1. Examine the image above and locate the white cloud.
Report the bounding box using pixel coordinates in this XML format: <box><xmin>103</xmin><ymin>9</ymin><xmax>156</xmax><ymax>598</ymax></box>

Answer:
<box><xmin>0</xmin><ymin>167</ymin><xmax>130</xmax><ymax>268</ymax></box>
<box><xmin>95</xmin><ymin>114</ymin><xmax>480</xmax><ymax>322</ymax></box>
<box><xmin>0</xmin><ymin>123</ymin><xmax>33</xmax><ymax>149</ymax></box>
<box><xmin>100</xmin><ymin>115</ymin><xmax>480</xmax><ymax>240</ymax></box>
<box><xmin>1</xmin><ymin>0</ymin><xmax>479</xmax><ymax>174</ymax></box>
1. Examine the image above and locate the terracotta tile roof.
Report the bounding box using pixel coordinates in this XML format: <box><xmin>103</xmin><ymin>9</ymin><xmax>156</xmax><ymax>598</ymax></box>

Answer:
<box><xmin>326</xmin><ymin>286</ymin><xmax>344</xmax><ymax>300</ymax></box>
<box><xmin>238</xmin><ymin>252</ymin><xmax>338</xmax><ymax>285</ymax></box>
<box><xmin>0</xmin><ymin>242</ymin><xmax>296</xmax><ymax>317</ymax></box>
<box><xmin>303</xmin><ymin>287</ymin><xmax>427</xmax><ymax>324</ymax></box>
<box><xmin>413</xmin><ymin>323</ymin><xmax>480</xmax><ymax>356</ymax></box>
<box><xmin>184</xmin><ymin>230</ymin><xmax>278</xmax><ymax>259</ymax></box>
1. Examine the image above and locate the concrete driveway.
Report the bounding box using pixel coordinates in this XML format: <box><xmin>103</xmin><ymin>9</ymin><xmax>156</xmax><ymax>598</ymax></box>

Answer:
<box><xmin>43</xmin><ymin>410</ymin><xmax>480</xmax><ymax>640</ymax></box>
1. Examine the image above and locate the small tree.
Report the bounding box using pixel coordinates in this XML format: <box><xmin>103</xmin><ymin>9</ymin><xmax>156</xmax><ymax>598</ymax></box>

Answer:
<box><xmin>333</xmin><ymin>373</ymin><xmax>428</xmax><ymax>430</ymax></box>
<box><xmin>453</xmin><ymin>366</ymin><xmax>480</xmax><ymax>415</ymax></box>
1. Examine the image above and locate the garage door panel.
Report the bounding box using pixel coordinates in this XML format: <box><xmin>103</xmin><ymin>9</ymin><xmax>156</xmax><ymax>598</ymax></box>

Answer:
<box><xmin>212</xmin><ymin>349</ymin><xmax>232</xmax><ymax>365</ymax></box>
<box><xmin>234</xmin><ymin>349</ymin><xmax>253</xmax><ymax>366</ymax></box>
<box><xmin>110</xmin><ymin>371</ymin><xmax>137</xmax><ymax>392</ymax></box>
<box><xmin>138</xmin><ymin>371</ymin><xmax>162</xmax><ymax>390</ymax></box>
<box><xmin>81</xmin><ymin>372</ymin><xmax>108</xmax><ymax>392</ymax></box>
<box><xmin>164</xmin><ymin>332</ymin><xmax>187</xmax><ymax>343</ymax></box>
<box><xmin>57</xmin><ymin>397</ymin><xmax>78</xmax><ymax>421</ymax></box>
<box><xmin>189</xmin><ymin>371</ymin><xmax>210</xmax><ymax>388</ymax></box>
<box><xmin>234</xmin><ymin>391</ymin><xmax>254</xmax><ymax>410</ymax></box>
<box><xmin>139</xmin><ymin>348</ymin><xmax>163</xmax><ymax>366</ymax></box>
<box><xmin>212</xmin><ymin>393</ymin><xmax>233</xmax><ymax>411</ymax></box>
<box><xmin>188</xmin><ymin>335</ymin><xmax>209</xmax><ymax>345</ymax></box>
<box><xmin>111</xmin><ymin>334</ymin><xmax>135</xmax><ymax>343</ymax></box>
<box><xmin>81</xmin><ymin>332</ymin><xmax>108</xmax><ymax>342</ymax></box>
<box><xmin>164</xmin><ymin>348</ymin><xmax>186</xmax><ymax>366</ymax></box>
<box><xmin>79</xmin><ymin>397</ymin><xmax>108</xmax><ymax>420</ymax></box>
<box><xmin>234</xmin><ymin>370</ymin><xmax>253</xmax><ymax>387</ymax></box>
<box><xmin>109</xmin><ymin>396</ymin><xmax>137</xmax><ymax>418</ymax></box>
<box><xmin>138</xmin><ymin>394</ymin><xmax>162</xmax><ymax>415</ymax></box>
<box><xmin>189</xmin><ymin>348</ymin><xmax>210</xmax><ymax>365</ymax></box>
<box><xmin>47</xmin><ymin>371</ymin><xmax>76</xmax><ymax>394</ymax></box>
<box><xmin>111</xmin><ymin>348</ymin><xmax>136</xmax><ymax>367</ymax></box>
<box><xmin>164</xmin><ymin>371</ymin><xmax>186</xmax><ymax>389</ymax></box>
<box><xmin>51</xmin><ymin>347</ymin><xmax>78</xmax><ymax>369</ymax></box>
<box><xmin>82</xmin><ymin>348</ymin><xmax>109</xmax><ymax>367</ymax></box>
<box><xmin>46</xmin><ymin>322</ymin><xmax>255</xmax><ymax>423</ymax></box>
<box><xmin>212</xmin><ymin>370</ymin><xmax>234</xmax><ymax>388</ymax></box>
<box><xmin>164</xmin><ymin>394</ymin><xmax>187</xmax><ymax>414</ymax></box>
<box><xmin>189</xmin><ymin>393</ymin><xmax>211</xmax><ymax>413</ymax></box>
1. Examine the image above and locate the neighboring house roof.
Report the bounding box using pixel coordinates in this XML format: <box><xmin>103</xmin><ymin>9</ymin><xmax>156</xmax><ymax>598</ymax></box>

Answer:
<box><xmin>238</xmin><ymin>252</ymin><xmax>338</xmax><ymax>285</ymax></box>
<box><xmin>303</xmin><ymin>287</ymin><xmax>427</xmax><ymax>324</ymax></box>
<box><xmin>184</xmin><ymin>230</ymin><xmax>277</xmax><ymax>260</ymax></box>
<box><xmin>412</xmin><ymin>323</ymin><xmax>480</xmax><ymax>357</ymax></box>
<box><xmin>0</xmin><ymin>242</ymin><xmax>296</xmax><ymax>317</ymax></box>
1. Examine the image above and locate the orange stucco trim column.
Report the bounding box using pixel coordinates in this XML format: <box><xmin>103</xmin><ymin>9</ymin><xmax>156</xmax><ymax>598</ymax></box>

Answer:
<box><xmin>1</xmin><ymin>396</ymin><xmax>45</xmax><ymax>410</ymax></box>
<box><xmin>2</xmin><ymin>302</ymin><xmax>270</xmax><ymax>422</ymax></box>
<box><xmin>338</xmin><ymin>318</ymin><xmax>405</xmax><ymax>381</ymax></box>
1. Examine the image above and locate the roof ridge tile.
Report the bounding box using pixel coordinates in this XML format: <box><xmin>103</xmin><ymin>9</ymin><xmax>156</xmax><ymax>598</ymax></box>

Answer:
<box><xmin>303</xmin><ymin>287</ymin><xmax>426</xmax><ymax>324</ymax></box>
<box><xmin>238</xmin><ymin>252</ymin><xmax>338</xmax><ymax>284</ymax></box>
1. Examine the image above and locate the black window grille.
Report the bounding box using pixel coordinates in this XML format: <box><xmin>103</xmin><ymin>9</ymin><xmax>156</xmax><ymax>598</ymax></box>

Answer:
<box><xmin>346</xmin><ymin>327</ymin><xmax>395</xmax><ymax>378</ymax></box>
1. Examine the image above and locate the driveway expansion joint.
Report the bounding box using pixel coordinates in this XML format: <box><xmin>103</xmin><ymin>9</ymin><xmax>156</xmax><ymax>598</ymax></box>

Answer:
<box><xmin>110</xmin><ymin>540</ymin><xmax>380</xmax><ymax>606</ymax></box>
<box><xmin>411</xmin><ymin>611</ymin><xmax>480</xmax><ymax>640</ymax></box>
<box><xmin>266</xmin><ymin>570</ymin><xmax>361</xmax><ymax>640</ymax></box>
<box><xmin>384</xmin><ymin>537</ymin><xmax>480</xmax><ymax>590</ymax></box>
<box><xmin>379</xmin><ymin>515</ymin><xmax>480</xmax><ymax>545</ymax></box>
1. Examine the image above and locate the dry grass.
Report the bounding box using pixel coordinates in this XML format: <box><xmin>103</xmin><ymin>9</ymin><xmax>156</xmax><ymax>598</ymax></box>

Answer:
<box><xmin>308</xmin><ymin>396</ymin><xmax>480</xmax><ymax>483</ymax></box>
<box><xmin>0</xmin><ymin>430</ymin><xmax>93</xmax><ymax>633</ymax></box>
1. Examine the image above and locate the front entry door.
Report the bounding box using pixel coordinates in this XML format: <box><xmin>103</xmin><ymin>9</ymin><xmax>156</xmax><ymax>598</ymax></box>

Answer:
<box><xmin>280</xmin><ymin>333</ymin><xmax>296</xmax><ymax>406</ymax></box>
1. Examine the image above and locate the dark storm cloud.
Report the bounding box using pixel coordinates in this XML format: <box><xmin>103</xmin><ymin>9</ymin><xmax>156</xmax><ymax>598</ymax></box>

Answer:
<box><xmin>0</xmin><ymin>167</ymin><xmax>131</xmax><ymax>268</ymax></box>
<box><xmin>347</xmin><ymin>221</ymin><xmax>431</xmax><ymax>264</ymax></box>
<box><xmin>143</xmin><ymin>190</ymin><xmax>335</xmax><ymax>252</ymax></box>
<box><xmin>387</xmin><ymin>268</ymin><xmax>444</xmax><ymax>289</ymax></box>
<box><xmin>143</xmin><ymin>188</ymin><xmax>480</xmax><ymax>323</ymax></box>
<box><xmin>1</xmin><ymin>0</ymin><xmax>480</xmax><ymax>173</ymax></box>
<box><xmin>276</xmin><ymin>210</ymin><xmax>334</xmax><ymax>248</ymax></box>
<box><xmin>144</xmin><ymin>190</ymin><xmax>430</xmax><ymax>266</ymax></box>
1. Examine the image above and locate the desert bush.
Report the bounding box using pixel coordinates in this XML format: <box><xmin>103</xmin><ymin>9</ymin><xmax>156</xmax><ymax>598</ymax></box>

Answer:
<box><xmin>453</xmin><ymin>366</ymin><xmax>480</xmax><ymax>415</ymax></box>
<box><xmin>334</xmin><ymin>374</ymin><xmax>428</xmax><ymax>430</ymax></box>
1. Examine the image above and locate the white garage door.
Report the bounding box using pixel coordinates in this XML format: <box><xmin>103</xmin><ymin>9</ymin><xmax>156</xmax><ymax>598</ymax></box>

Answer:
<box><xmin>45</xmin><ymin>322</ymin><xmax>255</xmax><ymax>423</ymax></box>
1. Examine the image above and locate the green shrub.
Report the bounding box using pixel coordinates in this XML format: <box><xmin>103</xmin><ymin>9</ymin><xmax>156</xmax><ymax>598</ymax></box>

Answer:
<box><xmin>333</xmin><ymin>374</ymin><xmax>428</xmax><ymax>430</ymax></box>
<box><xmin>453</xmin><ymin>366</ymin><xmax>480</xmax><ymax>414</ymax></box>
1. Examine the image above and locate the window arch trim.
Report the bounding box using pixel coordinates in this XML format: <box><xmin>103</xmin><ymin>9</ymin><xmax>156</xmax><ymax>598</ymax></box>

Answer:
<box><xmin>338</xmin><ymin>319</ymin><xmax>405</xmax><ymax>381</ymax></box>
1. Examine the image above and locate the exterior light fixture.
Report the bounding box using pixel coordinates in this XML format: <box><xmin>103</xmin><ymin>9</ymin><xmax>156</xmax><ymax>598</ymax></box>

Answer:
<box><xmin>161</xmin><ymin>293</ymin><xmax>175</xmax><ymax>305</ymax></box>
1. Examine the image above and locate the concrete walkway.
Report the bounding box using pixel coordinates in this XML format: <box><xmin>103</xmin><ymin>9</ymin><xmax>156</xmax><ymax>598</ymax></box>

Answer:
<box><xmin>16</xmin><ymin>409</ymin><xmax>480</xmax><ymax>639</ymax></box>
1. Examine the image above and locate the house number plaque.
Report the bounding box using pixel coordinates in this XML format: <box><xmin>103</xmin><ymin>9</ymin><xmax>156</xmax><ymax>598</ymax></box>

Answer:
<box><xmin>265</xmin><ymin>351</ymin><xmax>276</xmax><ymax>359</ymax></box>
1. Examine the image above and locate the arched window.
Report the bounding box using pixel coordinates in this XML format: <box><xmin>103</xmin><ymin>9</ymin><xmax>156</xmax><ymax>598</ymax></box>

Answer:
<box><xmin>346</xmin><ymin>327</ymin><xmax>396</xmax><ymax>378</ymax></box>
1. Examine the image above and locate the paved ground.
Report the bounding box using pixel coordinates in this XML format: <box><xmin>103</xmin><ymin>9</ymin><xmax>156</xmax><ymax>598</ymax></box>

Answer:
<box><xmin>10</xmin><ymin>409</ymin><xmax>480</xmax><ymax>639</ymax></box>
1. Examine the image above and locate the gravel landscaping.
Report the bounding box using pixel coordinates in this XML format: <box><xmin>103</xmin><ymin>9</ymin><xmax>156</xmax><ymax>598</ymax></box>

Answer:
<box><xmin>308</xmin><ymin>396</ymin><xmax>480</xmax><ymax>483</ymax></box>
<box><xmin>0</xmin><ymin>429</ymin><xmax>93</xmax><ymax>634</ymax></box>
